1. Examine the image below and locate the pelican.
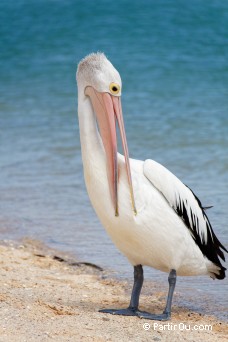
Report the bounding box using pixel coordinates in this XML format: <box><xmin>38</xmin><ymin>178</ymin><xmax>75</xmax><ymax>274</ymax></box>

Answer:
<box><xmin>76</xmin><ymin>52</ymin><xmax>227</xmax><ymax>320</ymax></box>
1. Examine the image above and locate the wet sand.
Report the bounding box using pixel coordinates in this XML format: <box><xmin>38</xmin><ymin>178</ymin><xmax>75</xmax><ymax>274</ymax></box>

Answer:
<box><xmin>0</xmin><ymin>239</ymin><xmax>227</xmax><ymax>342</ymax></box>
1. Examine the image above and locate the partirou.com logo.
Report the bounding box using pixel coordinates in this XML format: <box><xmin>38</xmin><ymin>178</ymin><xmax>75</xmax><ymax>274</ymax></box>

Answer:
<box><xmin>143</xmin><ymin>322</ymin><xmax>212</xmax><ymax>331</ymax></box>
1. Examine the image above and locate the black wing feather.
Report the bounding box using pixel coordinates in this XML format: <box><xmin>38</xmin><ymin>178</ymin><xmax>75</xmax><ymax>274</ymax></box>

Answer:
<box><xmin>175</xmin><ymin>186</ymin><xmax>227</xmax><ymax>279</ymax></box>
<box><xmin>144</xmin><ymin>159</ymin><xmax>227</xmax><ymax>280</ymax></box>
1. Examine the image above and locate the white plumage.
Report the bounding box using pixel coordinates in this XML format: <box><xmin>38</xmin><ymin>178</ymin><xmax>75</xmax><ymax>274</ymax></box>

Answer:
<box><xmin>76</xmin><ymin>52</ymin><xmax>227</xmax><ymax>320</ymax></box>
<box><xmin>144</xmin><ymin>159</ymin><xmax>212</xmax><ymax>243</ymax></box>
<box><xmin>84</xmin><ymin>153</ymin><xmax>222</xmax><ymax>277</ymax></box>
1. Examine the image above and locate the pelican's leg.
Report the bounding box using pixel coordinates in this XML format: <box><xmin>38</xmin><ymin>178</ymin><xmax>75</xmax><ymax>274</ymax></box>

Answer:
<box><xmin>99</xmin><ymin>264</ymin><xmax>143</xmax><ymax>316</ymax></box>
<box><xmin>137</xmin><ymin>269</ymin><xmax>177</xmax><ymax>321</ymax></box>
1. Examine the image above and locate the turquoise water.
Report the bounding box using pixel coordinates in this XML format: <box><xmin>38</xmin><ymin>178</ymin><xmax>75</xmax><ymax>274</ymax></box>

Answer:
<box><xmin>0</xmin><ymin>0</ymin><xmax>227</xmax><ymax>319</ymax></box>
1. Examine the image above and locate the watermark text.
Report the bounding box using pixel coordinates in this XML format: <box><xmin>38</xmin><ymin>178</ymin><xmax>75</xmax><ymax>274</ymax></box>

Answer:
<box><xmin>143</xmin><ymin>322</ymin><xmax>212</xmax><ymax>331</ymax></box>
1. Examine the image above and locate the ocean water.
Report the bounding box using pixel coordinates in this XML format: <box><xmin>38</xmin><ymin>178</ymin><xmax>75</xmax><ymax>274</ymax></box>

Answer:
<box><xmin>0</xmin><ymin>0</ymin><xmax>227</xmax><ymax>319</ymax></box>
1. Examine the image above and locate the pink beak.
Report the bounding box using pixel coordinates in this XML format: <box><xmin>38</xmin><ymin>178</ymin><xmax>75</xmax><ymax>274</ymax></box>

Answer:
<box><xmin>85</xmin><ymin>86</ymin><xmax>137</xmax><ymax>216</ymax></box>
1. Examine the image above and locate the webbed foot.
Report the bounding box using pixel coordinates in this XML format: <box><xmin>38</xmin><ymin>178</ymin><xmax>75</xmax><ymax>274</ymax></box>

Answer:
<box><xmin>99</xmin><ymin>307</ymin><xmax>170</xmax><ymax>320</ymax></box>
<box><xmin>137</xmin><ymin>310</ymin><xmax>170</xmax><ymax>321</ymax></box>
<box><xmin>99</xmin><ymin>307</ymin><xmax>138</xmax><ymax>316</ymax></box>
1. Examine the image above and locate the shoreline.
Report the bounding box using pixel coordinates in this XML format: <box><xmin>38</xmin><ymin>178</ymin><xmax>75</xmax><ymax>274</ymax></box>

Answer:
<box><xmin>0</xmin><ymin>238</ymin><xmax>227</xmax><ymax>341</ymax></box>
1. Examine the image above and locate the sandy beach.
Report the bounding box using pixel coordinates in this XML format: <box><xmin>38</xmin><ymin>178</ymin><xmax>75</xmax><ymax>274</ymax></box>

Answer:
<box><xmin>0</xmin><ymin>239</ymin><xmax>227</xmax><ymax>342</ymax></box>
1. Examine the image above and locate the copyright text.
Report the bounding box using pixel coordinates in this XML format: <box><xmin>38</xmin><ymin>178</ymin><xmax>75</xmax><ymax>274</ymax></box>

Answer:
<box><xmin>143</xmin><ymin>322</ymin><xmax>212</xmax><ymax>331</ymax></box>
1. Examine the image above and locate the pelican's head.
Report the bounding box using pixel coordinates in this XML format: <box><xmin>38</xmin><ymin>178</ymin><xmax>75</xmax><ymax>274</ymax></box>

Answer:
<box><xmin>76</xmin><ymin>53</ymin><xmax>136</xmax><ymax>216</ymax></box>
<box><xmin>77</xmin><ymin>52</ymin><xmax>122</xmax><ymax>95</ymax></box>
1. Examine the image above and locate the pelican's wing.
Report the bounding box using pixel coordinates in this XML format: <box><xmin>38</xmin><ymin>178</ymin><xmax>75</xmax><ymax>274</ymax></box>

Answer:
<box><xmin>143</xmin><ymin>159</ymin><xmax>227</xmax><ymax>277</ymax></box>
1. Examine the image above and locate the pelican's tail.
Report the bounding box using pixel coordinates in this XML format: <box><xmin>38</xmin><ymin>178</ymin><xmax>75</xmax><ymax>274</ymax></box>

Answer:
<box><xmin>212</xmin><ymin>265</ymin><xmax>226</xmax><ymax>280</ymax></box>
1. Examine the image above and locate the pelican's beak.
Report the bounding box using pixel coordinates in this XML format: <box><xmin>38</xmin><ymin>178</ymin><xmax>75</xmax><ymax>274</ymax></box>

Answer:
<box><xmin>85</xmin><ymin>86</ymin><xmax>137</xmax><ymax>216</ymax></box>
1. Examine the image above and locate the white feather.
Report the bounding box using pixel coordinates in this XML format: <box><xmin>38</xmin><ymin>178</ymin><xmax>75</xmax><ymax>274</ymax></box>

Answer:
<box><xmin>143</xmin><ymin>159</ymin><xmax>213</xmax><ymax>244</ymax></box>
<box><xmin>77</xmin><ymin>53</ymin><xmax>224</xmax><ymax>279</ymax></box>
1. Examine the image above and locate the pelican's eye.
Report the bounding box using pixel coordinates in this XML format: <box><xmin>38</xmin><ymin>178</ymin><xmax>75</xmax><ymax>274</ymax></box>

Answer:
<box><xmin>109</xmin><ymin>82</ymin><xmax>120</xmax><ymax>95</ymax></box>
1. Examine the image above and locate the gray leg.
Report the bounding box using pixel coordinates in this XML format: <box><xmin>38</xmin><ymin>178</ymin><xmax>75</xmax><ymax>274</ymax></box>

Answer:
<box><xmin>99</xmin><ymin>268</ymin><xmax>176</xmax><ymax>321</ymax></box>
<box><xmin>163</xmin><ymin>269</ymin><xmax>177</xmax><ymax>316</ymax></box>
<box><xmin>129</xmin><ymin>264</ymin><xmax>144</xmax><ymax>310</ymax></box>
<box><xmin>137</xmin><ymin>269</ymin><xmax>177</xmax><ymax>320</ymax></box>
<box><xmin>99</xmin><ymin>265</ymin><xmax>143</xmax><ymax>316</ymax></box>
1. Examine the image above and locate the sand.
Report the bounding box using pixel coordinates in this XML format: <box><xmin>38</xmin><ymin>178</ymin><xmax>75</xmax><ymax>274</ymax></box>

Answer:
<box><xmin>0</xmin><ymin>239</ymin><xmax>227</xmax><ymax>342</ymax></box>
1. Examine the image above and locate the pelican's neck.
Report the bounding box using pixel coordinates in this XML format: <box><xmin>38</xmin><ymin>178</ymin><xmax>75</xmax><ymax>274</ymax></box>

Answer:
<box><xmin>77</xmin><ymin>90</ymin><xmax>104</xmax><ymax>172</ymax></box>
